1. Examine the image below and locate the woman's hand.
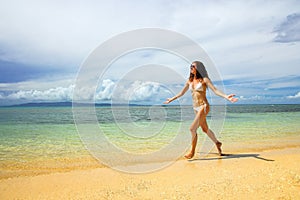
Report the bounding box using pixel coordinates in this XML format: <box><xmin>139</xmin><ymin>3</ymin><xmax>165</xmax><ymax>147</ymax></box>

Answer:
<box><xmin>163</xmin><ymin>81</ymin><xmax>189</xmax><ymax>104</ymax></box>
<box><xmin>163</xmin><ymin>98</ymin><xmax>172</xmax><ymax>104</ymax></box>
<box><xmin>227</xmin><ymin>94</ymin><xmax>238</xmax><ymax>103</ymax></box>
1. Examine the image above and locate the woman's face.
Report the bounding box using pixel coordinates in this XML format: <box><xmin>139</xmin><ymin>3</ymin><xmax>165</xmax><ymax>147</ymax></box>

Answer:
<box><xmin>190</xmin><ymin>63</ymin><xmax>196</xmax><ymax>75</ymax></box>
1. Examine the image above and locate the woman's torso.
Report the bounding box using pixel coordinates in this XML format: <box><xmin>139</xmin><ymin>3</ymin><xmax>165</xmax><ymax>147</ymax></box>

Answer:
<box><xmin>189</xmin><ymin>80</ymin><xmax>209</xmax><ymax>108</ymax></box>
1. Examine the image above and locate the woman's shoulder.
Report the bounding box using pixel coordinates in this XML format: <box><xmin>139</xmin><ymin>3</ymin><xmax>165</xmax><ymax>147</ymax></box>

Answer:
<box><xmin>202</xmin><ymin>77</ymin><xmax>210</xmax><ymax>83</ymax></box>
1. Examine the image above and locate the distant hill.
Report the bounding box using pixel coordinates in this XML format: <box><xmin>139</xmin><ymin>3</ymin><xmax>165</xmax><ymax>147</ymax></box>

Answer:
<box><xmin>9</xmin><ymin>102</ymin><xmax>73</xmax><ymax>107</ymax></box>
<box><xmin>5</xmin><ymin>102</ymin><xmax>149</xmax><ymax>107</ymax></box>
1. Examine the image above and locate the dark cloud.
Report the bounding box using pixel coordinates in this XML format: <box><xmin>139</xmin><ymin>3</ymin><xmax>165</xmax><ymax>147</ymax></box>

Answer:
<box><xmin>273</xmin><ymin>13</ymin><xmax>300</xmax><ymax>43</ymax></box>
<box><xmin>0</xmin><ymin>60</ymin><xmax>42</xmax><ymax>83</ymax></box>
<box><xmin>0</xmin><ymin>60</ymin><xmax>75</xmax><ymax>83</ymax></box>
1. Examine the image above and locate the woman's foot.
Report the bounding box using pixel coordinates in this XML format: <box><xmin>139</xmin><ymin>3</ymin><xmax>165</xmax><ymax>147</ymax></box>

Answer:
<box><xmin>216</xmin><ymin>141</ymin><xmax>222</xmax><ymax>156</ymax></box>
<box><xmin>184</xmin><ymin>152</ymin><xmax>195</xmax><ymax>159</ymax></box>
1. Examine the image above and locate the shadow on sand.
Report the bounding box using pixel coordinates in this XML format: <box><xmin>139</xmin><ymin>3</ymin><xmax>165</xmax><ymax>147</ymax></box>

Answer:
<box><xmin>189</xmin><ymin>153</ymin><xmax>275</xmax><ymax>162</ymax></box>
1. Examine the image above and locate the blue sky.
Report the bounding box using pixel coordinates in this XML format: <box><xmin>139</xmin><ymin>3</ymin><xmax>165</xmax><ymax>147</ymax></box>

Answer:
<box><xmin>0</xmin><ymin>0</ymin><xmax>299</xmax><ymax>105</ymax></box>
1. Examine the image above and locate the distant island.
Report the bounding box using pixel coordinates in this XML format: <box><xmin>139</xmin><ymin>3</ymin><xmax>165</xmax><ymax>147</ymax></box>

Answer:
<box><xmin>3</xmin><ymin>102</ymin><xmax>156</xmax><ymax>107</ymax></box>
<box><xmin>2</xmin><ymin>102</ymin><xmax>298</xmax><ymax>107</ymax></box>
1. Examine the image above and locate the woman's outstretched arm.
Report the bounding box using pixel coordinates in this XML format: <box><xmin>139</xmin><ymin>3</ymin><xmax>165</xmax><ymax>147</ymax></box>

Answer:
<box><xmin>164</xmin><ymin>81</ymin><xmax>190</xmax><ymax>104</ymax></box>
<box><xmin>204</xmin><ymin>77</ymin><xmax>238</xmax><ymax>103</ymax></box>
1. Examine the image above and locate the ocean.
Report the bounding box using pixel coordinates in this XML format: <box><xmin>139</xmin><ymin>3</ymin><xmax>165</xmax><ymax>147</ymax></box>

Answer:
<box><xmin>0</xmin><ymin>104</ymin><xmax>299</xmax><ymax>177</ymax></box>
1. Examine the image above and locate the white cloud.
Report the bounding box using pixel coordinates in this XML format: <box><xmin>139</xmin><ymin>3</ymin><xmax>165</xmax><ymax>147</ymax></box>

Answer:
<box><xmin>1</xmin><ymin>0</ymin><xmax>299</xmax><ymax>75</ymax></box>
<box><xmin>167</xmin><ymin>1</ymin><xmax>300</xmax><ymax>79</ymax></box>
<box><xmin>1</xmin><ymin>1</ymin><xmax>300</xmax><ymax>105</ymax></box>
<box><xmin>0</xmin><ymin>0</ymin><xmax>170</xmax><ymax>67</ymax></box>
<box><xmin>109</xmin><ymin>80</ymin><xmax>164</xmax><ymax>103</ymax></box>
<box><xmin>128</xmin><ymin>81</ymin><xmax>161</xmax><ymax>101</ymax></box>
<box><xmin>238</xmin><ymin>95</ymin><xmax>265</xmax><ymax>101</ymax></box>
<box><xmin>0</xmin><ymin>85</ymin><xmax>74</xmax><ymax>102</ymax></box>
<box><xmin>287</xmin><ymin>92</ymin><xmax>300</xmax><ymax>99</ymax></box>
<box><xmin>2</xmin><ymin>76</ymin><xmax>298</xmax><ymax>105</ymax></box>
<box><xmin>0</xmin><ymin>78</ymin><xmax>172</xmax><ymax>105</ymax></box>
<box><xmin>95</xmin><ymin>79</ymin><xmax>115</xmax><ymax>100</ymax></box>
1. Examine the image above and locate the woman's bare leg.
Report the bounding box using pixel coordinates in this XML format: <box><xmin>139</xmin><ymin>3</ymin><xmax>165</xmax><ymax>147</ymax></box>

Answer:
<box><xmin>207</xmin><ymin>129</ymin><xmax>222</xmax><ymax>155</ymax></box>
<box><xmin>184</xmin><ymin>134</ymin><xmax>198</xmax><ymax>159</ymax></box>
<box><xmin>199</xmin><ymin>114</ymin><xmax>223</xmax><ymax>156</ymax></box>
<box><xmin>185</xmin><ymin>110</ymin><xmax>201</xmax><ymax>159</ymax></box>
<box><xmin>185</xmin><ymin>107</ymin><xmax>223</xmax><ymax>159</ymax></box>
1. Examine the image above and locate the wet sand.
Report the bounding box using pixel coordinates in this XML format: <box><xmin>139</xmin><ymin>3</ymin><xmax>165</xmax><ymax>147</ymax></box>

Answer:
<box><xmin>1</xmin><ymin>147</ymin><xmax>300</xmax><ymax>200</ymax></box>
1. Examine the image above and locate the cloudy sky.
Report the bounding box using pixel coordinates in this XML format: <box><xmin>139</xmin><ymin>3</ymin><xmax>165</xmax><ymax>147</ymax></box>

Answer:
<box><xmin>0</xmin><ymin>0</ymin><xmax>299</xmax><ymax>105</ymax></box>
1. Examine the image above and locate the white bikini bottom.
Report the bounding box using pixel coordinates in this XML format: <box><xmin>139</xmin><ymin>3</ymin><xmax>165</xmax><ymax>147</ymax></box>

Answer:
<box><xmin>193</xmin><ymin>104</ymin><xmax>208</xmax><ymax>114</ymax></box>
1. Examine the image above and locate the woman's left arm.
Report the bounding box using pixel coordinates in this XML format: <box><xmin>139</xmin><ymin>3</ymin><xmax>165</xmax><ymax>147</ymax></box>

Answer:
<box><xmin>204</xmin><ymin>77</ymin><xmax>238</xmax><ymax>103</ymax></box>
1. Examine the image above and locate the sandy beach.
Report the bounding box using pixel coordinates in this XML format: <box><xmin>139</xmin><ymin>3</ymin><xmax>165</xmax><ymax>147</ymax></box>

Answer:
<box><xmin>1</xmin><ymin>146</ymin><xmax>300</xmax><ymax>200</ymax></box>
<box><xmin>1</xmin><ymin>105</ymin><xmax>300</xmax><ymax>199</ymax></box>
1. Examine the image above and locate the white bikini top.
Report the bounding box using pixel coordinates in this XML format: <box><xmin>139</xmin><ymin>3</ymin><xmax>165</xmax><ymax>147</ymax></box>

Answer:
<box><xmin>189</xmin><ymin>82</ymin><xmax>205</xmax><ymax>92</ymax></box>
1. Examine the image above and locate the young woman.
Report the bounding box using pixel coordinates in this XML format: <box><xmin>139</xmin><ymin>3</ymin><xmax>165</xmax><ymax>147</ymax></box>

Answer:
<box><xmin>164</xmin><ymin>61</ymin><xmax>238</xmax><ymax>159</ymax></box>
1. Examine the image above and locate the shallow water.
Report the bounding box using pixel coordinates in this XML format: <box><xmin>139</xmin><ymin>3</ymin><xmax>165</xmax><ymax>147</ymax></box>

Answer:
<box><xmin>0</xmin><ymin>104</ymin><xmax>299</xmax><ymax>177</ymax></box>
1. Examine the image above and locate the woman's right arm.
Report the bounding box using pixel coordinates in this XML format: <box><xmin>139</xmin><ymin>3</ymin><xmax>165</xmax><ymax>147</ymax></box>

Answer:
<box><xmin>163</xmin><ymin>81</ymin><xmax>190</xmax><ymax>104</ymax></box>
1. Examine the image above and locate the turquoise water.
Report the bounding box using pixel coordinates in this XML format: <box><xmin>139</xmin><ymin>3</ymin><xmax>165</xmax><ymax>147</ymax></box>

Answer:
<box><xmin>0</xmin><ymin>104</ymin><xmax>299</xmax><ymax>177</ymax></box>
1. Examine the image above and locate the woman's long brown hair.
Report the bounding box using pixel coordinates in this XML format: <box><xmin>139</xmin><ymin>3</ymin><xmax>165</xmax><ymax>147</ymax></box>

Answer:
<box><xmin>188</xmin><ymin>61</ymin><xmax>209</xmax><ymax>82</ymax></box>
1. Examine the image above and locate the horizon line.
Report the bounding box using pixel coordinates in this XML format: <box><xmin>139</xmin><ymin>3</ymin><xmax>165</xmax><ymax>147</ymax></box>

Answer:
<box><xmin>1</xmin><ymin>101</ymin><xmax>300</xmax><ymax>107</ymax></box>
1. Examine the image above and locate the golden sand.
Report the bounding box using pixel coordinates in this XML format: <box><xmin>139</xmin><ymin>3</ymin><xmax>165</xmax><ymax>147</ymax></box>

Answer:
<box><xmin>0</xmin><ymin>146</ymin><xmax>300</xmax><ymax>200</ymax></box>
